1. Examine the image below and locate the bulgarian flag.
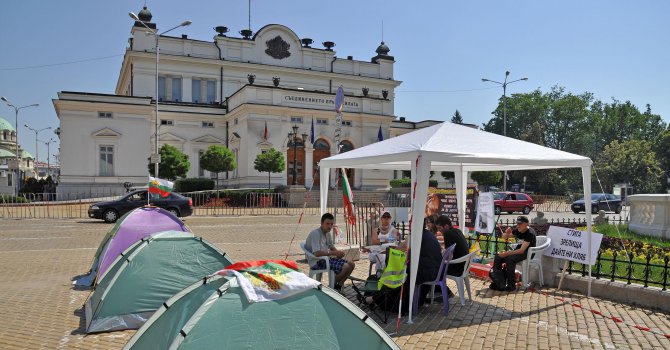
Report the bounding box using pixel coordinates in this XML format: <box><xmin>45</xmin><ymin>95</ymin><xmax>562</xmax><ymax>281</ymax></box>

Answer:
<box><xmin>214</xmin><ymin>260</ymin><xmax>320</xmax><ymax>303</ymax></box>
<box><xmin>149</xmin><ymin>177</ymin><xmax>173</xmax><ymax>197</ymax></box>
<box><xmin>341</xmin><ymin>168</ymin><xmax>356</xmax><ymax>226</ymax></box>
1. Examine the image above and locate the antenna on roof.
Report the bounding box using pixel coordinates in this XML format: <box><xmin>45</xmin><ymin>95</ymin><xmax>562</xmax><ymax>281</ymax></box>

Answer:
<box><xmin>248</xmin><ymin>0</ymin><xmax>251</xmax><ymax>30</ymax></box>
<box><xmin>381</xmin><ymin>20</ymin><xmax>384</xmax><ymax>42</ymax></box>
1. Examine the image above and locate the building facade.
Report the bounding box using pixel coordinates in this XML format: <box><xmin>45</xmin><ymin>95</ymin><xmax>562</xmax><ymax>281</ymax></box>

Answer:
<box><xmin>0</xmin><ymin>116</ymin><xmax>35</xmax><ymax>195</ymax></box>
<box><xmin>53</xmin><ymin>6</ymin><xmax>433</xmax><ymax>196</ymax></box>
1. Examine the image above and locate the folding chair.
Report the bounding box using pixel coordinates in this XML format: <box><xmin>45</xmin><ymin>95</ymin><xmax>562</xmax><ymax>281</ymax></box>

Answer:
<box><xmin>412</xmin><ymin>244</ymin><xmax>456</xmax><ymax>317</ymax></box>
<box><xmin>300</xmin><ymin>242</ymin><xmax>335</xmax><ymax>288</ymax></box>
<box><xmin>349</xmin><ymin>248</ymin><xmax>407</xmax><ymax>323</ymax></box>
<box><xmin>521</xmin><ymin>236</ymin><xmax>551</xmax><ymax>288</ymax></box>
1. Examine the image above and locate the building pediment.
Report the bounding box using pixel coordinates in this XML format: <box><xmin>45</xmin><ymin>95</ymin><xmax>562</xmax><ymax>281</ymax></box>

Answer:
<box><xmin>257</xmin><ymin>140</ymin><xmax>274</xmax><ymax>149</ymax></box>
<box><xmin>91</xmin><ymin>128</ymin><xmax>121</xmax><ymax>139</ymax></box>
<box><xmin>191</xmin><ymin>135</ymin><xmax>225</xmax><ymax>144</ymax></box>
<box><xmin>159</xmin><ymin>132</ymin><xmax>186</xmax><ymax>143</ymax></box>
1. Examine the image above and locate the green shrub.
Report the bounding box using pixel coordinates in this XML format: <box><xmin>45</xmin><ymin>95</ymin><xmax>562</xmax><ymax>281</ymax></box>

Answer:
<box><xmin>174</xmin><ymin>178</ymin><xmax>215</xmax><ymax>192</ymax></box>
<box><xmin>0</xmin><ymin>195</ymin><xmax>30</xmax><ymax>203</ymax></box>
<box><xmin>390</xmin><ymin>178</ymin><xmax>438</xmax><ymax>188</ymax></box>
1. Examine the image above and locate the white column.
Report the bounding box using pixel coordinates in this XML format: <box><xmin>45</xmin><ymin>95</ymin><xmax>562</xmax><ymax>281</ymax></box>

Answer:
<box><xmin>305</xmin><ymin>146</ymin><xmax>314</xmax><ymax>188</ymax></box>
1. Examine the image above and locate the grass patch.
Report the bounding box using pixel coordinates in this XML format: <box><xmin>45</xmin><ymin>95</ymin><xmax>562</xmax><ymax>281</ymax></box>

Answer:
<box><xmin>593</xmin><ymin>224</ymin><xmax>670</xmax><ymax>249</ymax></box>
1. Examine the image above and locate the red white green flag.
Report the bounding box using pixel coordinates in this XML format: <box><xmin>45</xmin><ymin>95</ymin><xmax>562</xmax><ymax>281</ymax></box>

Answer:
<box><xmin>214</xmin><ymin>260</ymin><xmax>320</xmax><ymax>302</ymax></box>
<box><xmin>148</xmin><ymin>177</ymin><xmax>173</xmax><ymax>197</ymax></box>
<box><xmin>341</xmin><ymin>168</ymin><xmax>356</xmax><ymax>226</ymax></box>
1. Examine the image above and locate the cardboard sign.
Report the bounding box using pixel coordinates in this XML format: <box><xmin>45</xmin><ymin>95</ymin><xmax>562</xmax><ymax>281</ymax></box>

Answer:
<box><xmin>475</xmin><ymin>192</ymin><xmax>494</xmax><ymax>234</ymax></box>
<box><xmin>425</xmin><ymin>187</ymin><xmax>476</xmax><ymax>227</ymax></box>
<box><xmin>545</xmin><ymin>226</ymin><xmax>603</xmax><ymax>265</ymax></box>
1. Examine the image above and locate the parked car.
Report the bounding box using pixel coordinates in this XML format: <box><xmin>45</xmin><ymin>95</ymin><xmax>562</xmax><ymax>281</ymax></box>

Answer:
<box><xmin>571</xmin><ymin>193</ymin><xmax>622</xmax><ymax>214</ymax></box>
<box><xmin>88</xmin><ymin>190</ymin><xmax>193</xmax><ymax>223</ymax></box>
<box><xmin>493</xmin><ymin>192</ymin><xmax>534</xmax><ymax>215</ymax></box>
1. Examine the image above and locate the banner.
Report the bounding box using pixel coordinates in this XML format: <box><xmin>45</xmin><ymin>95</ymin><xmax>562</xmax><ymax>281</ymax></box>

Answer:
<box><xmin>475</xmin><ymin>192</ymin><xmax>494</xmax><ymax>234</ymax></box>
<box><xmin>545</xmin><ymin>226</ymin><xmax>603</xmax><ymax>265</ymax></box>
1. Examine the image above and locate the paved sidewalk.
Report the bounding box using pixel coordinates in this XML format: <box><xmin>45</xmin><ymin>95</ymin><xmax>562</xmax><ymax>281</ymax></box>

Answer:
<box><xmin>0</xmin><ymin>216</ymin><xmax>668</xmax><ymax>349</ymax></box>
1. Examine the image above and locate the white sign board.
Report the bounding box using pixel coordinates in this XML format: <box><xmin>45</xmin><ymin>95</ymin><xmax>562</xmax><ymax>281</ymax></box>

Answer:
<box><xmin>545</xmin><ymin>226</ymin><xmax>603</xmax><ymax>265</ymax></box>
<box><xmin>475</xmin><ymin>192</ymin><xmax>494</xmax><ymax>234</ymax></box>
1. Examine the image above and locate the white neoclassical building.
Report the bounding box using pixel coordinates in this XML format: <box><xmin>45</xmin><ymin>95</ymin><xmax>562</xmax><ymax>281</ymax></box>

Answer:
<box><xmin>53</xmin><ymin>6</ymin><xmax>435</xmax><ymax>196</ymax></box>
<box><xmin>0</xmin><ymin>116</ymin><xmax>35</xmax><ymax>195</ymax></box>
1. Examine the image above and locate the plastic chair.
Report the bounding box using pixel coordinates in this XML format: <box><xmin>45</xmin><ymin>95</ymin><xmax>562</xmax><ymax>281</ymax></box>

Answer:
<box><xmin>412</xmin><ymin>244</ymin><xmax>456</xmax><ymax>317</ymax></box>
<box><xmin>521</xmin><ymin>236</ymin><xmax>551</xmax><ymax>288</ymax></box>
<box><xmin>445</xmin><ymin>251</ymin><xmax>477</xmax><ymax>305</ymax></box>
<box><xmin>300</xmin><ymin>242</ymin><xmax>335</xmax><ymax>288</ymax></box>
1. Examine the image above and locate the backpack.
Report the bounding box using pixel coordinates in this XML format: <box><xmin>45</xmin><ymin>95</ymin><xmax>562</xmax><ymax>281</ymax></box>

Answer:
<box><xmin>489</xmin><ymin>268</ymin><xmax>507</xmax><ymax>290</ymax></box>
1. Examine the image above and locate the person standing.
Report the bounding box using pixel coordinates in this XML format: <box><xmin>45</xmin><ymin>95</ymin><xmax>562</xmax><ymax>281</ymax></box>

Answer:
<box><xmin>490</xmin><ymin>215</ymin><xmax>536</xmax><ymax>291</ymax></box>
<box><xmin>305</xmin><ymin>213</ymin><xmax>355</xmax><ymax>291</ymax></box>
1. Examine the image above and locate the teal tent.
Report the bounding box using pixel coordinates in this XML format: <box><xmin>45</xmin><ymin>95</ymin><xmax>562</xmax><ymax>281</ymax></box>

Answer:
<box><xmin>124</xmin><ymin>275</ymin><xmax>399</xmax><ymax>350</ymax></box>
<box><xmin>84</xmin><ymin>231</ymin><xmax>233</xmax><ymax>333</ymax></box>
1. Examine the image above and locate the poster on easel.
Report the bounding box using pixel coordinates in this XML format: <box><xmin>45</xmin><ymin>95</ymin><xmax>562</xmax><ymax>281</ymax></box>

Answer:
<box><xmin>424</xmin><ymin>186</ymin><xmax>477</xmax><ymax>228</ymax></box>
<box><xmin>475</xmin><ymin>192</ymin><xmax>494</xmax><ymax>234</ymax></box>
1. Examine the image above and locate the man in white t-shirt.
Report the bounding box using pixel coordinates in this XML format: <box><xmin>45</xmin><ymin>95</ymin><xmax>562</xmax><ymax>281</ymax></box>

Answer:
<box><xmin>305</xmin><ymin>213</ymin><xmax>355</xmax><ymax>291</ymax></box>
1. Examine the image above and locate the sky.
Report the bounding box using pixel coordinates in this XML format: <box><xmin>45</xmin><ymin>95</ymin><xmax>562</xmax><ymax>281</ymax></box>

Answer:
<box><xmin>1</xmin><ymin>1</ymin><xmax>669</xmax><ymax>163</ymax></box>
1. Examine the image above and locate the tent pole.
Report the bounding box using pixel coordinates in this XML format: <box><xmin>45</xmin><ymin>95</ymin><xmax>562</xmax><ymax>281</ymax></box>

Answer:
<box><xmin>407</xmin><ymin>155</ymin><xmax>430</xmax><ymax>324</ymax></box>
<box><xmin>320</xmin><ymin>168</ymin><xmax>330</xmax><ymax>216</ymax></box>
<box><xmin>582</xmin><ymin>166</ymin><xmax>593</xmax><ymax>297</ymax></box>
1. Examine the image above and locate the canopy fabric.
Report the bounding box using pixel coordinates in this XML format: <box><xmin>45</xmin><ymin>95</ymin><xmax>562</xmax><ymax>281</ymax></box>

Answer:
<box><xmin>318</xmin><ymin>122</ymin><xmax>591</xmax><ymax>171</ymax></box>
<box><xmin>318</xmin><ymin>121</ymin><xmax>594</xmax><ymax>323</ymax></box>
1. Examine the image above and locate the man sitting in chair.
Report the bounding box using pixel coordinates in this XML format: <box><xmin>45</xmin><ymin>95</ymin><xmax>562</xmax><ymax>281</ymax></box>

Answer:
<box><xmin>435</xmin><ymin>215</ymin><xmax>469</xmax><ymax>297</ymax></box>
<box><xmin>491</xmin><ymin>215</ymin><xmax>537</xmax><ymax>291</ymax></box>
<box><xmin>305</xmin><ymin>213</ymin><xmax>355</xmax><ymax>291</ymax></box>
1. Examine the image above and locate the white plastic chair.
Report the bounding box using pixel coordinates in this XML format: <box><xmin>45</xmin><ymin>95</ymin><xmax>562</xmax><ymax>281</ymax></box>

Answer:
<box><xmin>300</xmin><ymin>242</ymin><xmax>335</xmax><ymax>288</ymax></box>
<box><xmin>445</xmin><ymin>251</ymin><xmax>477</xmax><ymax>305</ymax></box>
<box><xmin>522</xmin><ymin>236</ymin><xmax>551</xmax><ymax>288</ymax></box>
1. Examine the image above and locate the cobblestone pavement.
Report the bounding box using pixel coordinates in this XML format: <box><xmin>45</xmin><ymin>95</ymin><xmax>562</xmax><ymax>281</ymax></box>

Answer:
<box><xmin>0</xmin><ymin>216</ymin><xmax>668</xmax><ymax>349</ymax></box>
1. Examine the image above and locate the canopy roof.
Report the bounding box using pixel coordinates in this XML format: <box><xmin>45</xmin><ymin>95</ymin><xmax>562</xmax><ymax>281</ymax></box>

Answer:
<box><xmin>319</xmin><ymin>122</ymin><xmax>592</xmax><ymax>171</ymax></box>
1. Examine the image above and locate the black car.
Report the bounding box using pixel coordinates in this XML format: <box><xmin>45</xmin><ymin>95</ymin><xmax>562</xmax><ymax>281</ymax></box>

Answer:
<box><xmin>571</xmin><ymin>193</ymin><xmax>622</xmax><ymax>214</ymax></box>
<box><xmin>88</xmin><ymin>190</ymin><xmax>193</xmax><ymax>223</ymax></box>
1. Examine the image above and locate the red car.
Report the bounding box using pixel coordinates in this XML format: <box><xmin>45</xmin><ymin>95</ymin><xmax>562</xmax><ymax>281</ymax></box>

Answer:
<box><xmin>493</xmin><ymin>192</ymin><xmax>534</xmax><ymax>215</ymax></box>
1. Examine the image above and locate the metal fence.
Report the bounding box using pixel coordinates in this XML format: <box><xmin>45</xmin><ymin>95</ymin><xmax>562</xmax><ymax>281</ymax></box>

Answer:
<box><xmin>567</xmin><ymin>251</ymin><xmax>670</xmax><ymax>290</ymax></box>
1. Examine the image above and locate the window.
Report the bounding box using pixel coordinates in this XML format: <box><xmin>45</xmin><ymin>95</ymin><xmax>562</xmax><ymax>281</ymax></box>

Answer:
<box><xmin>98</xmin><ymin>112</ymin><xmax>112</xmax><ymax>119</ymax></box>
<box><xmin>99</xmin><ymin>145</ymin><xmax>114</xmax><ymax>176</ymax></box>
<box><xmin>234</xmin><ymin>118</ymin><xmax>238</xmax><ymax>125</ymax></box>
<box><xmin>172</xmin><ymin>77</ymin><xmax>182</xmax><ymax>102</ymax></box>
<box><xmin>202</xmin><ymin>121</ymin><xmax>214</xmax><ymax>128</ymax></box>
<box><xmin>161</xmin><ymin>120</ymin><xmax>174</xmax><ymax>126</ymax></box>
<box><xmin>314</xmin><ymin>139</ymin><xmax>329</xmax><ymax>150</ymax></box>
<box><xmin>206</xmin><ymin>80</ymin><xmax>216</xmax><ymax>103</ymax></box>
<box><xmin>158</xmin><ymin>76</ymin><xmax>166</xmax><ymax>101</ymax></box>
<box><xmin>198</xmin><ymin>150</ymin><xmax>205</xmax><ymax>177</ymax></box>
<box><xmin>7</xmin><ymin>172</ymin><xmax>12</xmax><ymax>187</ymax></box>
<box><xmin>342</xmin><ymin>120</ymin><xmax>352</xmax><ymax>127</ymax></box>
<box><xmin>192</xmin><ymin>79</ymin><xmax>202</xmax><ymax>103</ymax></box>
<box><xmin>290</xmin><ymin>117</ymin><xmax>303</xmax><ymax>124</ymax></box>
<box><xmin>316</xmin><ymin>118</ymin><xmax>328</xmax><ymax>125</ymax></box>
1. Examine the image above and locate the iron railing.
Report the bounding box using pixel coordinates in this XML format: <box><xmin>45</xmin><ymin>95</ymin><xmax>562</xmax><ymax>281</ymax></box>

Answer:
<box><xmin>567</xmin><ymin>251</ymin><xmax>670</xmax><ymax>290</ymax></box>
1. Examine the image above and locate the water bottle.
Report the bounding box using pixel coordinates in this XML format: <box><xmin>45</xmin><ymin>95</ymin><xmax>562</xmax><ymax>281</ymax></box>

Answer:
<box><xmin>388</xmin><ymin>231</ymin><xmax>395</xmax><ymax>244</ymax></box>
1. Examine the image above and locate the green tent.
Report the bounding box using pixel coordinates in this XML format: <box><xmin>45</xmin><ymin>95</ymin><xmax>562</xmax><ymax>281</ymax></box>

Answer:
<box><xmin>123</xmin><ymin>275</ymin><xmax>400</xmax><ymax>350</ymax></box>
<box><xmin>84</xmin><ymin>231</ymin><xmax>233</xmax><ymax>333</ymax></box>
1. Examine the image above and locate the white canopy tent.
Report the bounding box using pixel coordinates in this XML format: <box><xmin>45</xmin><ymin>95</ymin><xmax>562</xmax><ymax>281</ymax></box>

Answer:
<box><xmin>318</xmin><ymin>122</ymin><xmax>594</xmax><ymax>322</ymax></box>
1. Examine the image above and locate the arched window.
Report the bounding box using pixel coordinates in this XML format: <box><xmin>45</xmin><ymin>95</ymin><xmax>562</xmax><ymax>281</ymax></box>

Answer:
<box><xmin>340</xmin><ymin>140</ymin><xmax>354</xmax><ymax>153</ymax></box>
<box><xmin>314</xmin><ymin>139</ymin><xmax>330</xmax><ymax>150</ymax></box>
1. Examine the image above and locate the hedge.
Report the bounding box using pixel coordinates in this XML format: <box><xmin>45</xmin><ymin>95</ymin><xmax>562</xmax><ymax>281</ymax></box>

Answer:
<box><xmin>0</xmin><ymin>195</ymin><xmax>30</xmax><ymax>203</ymax></box>
<box><xmin>390</xmin><ymin>178</ymin><xmax>438</xmax><ymax>188</ymax></box>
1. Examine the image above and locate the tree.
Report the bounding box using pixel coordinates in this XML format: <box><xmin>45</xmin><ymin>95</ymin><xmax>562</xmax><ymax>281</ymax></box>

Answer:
<box><xmin>254</xmin><ymin>148</ymin><xmax>285</xmax><ymax>189</ymax></box>
<box><xmin>200</xmin><ymin>145</ymin><xmax>236</xmax><ymax>187</ymax></box>
<box><xmin>451</xmin><ymin>110</ymin><xmax>463</xmax><ymax>124</ymax></box>
<box><xmin>654</xmin><ymin>128</ymin><xmax>670</xmax><ymax>190</ymax></box>
<box><xmin>441</xmin><ymin>171</ymin><xmax>454</xmax><ymax>181</ymax></box>
<box><xmin>148</xmin><ymin>144</ymin><xmax>190</xmax><ymax>180</ymax></box>
<box><xmin>595</xmin><ymin>140</ymin><xmax>663</xmax><ymax>194</ymax></box>
<box><xmin>470</xmin><ymin>171</ymin><xmax>502</xmax><ymax>191</ymax></box>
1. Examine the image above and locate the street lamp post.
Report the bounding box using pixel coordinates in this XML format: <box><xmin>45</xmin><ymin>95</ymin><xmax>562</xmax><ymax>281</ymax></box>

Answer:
<box><xmin>481</xmin><ymin>71</ymin><xmax>528</xmax><ymax>191</ymax></box>
<box><xmin>42</xmin><ymin>138</ymin><xmax>56</xmax><ymax>178</ymax></box>
<box><xmin>24</xmin><ymin>124</ymin><xmax>52</xmax><ymax>167</ymax></box>
<box><xmin>1</xmin><ymin>96</ymin><xmax>38</xmax><ymax>195</ymax></box>
<box><xmin>287</xmin><ymin>125</ymin><xmax>307</xmax><ymax>186</ymax></box>
<box><xmin>129</xmin><ymin>12</ymin><xmax>191</xmax><ymax>178</ymax></box>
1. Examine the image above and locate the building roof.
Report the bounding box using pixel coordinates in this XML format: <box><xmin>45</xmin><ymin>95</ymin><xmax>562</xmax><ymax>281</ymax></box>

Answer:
<box><xmin>0</xmin><ymin>148</ymin><xmax>16</xmax><ymax>158</ymax></box>
<box><xmin>22</xmin><ymin>150</ymin><xmax>33</xmax><ymax>159</ymax></box>
<box><xmin>0</xmin><ymin>117</ymin><xmax>15</xmax><ymax>132</ymax></box>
